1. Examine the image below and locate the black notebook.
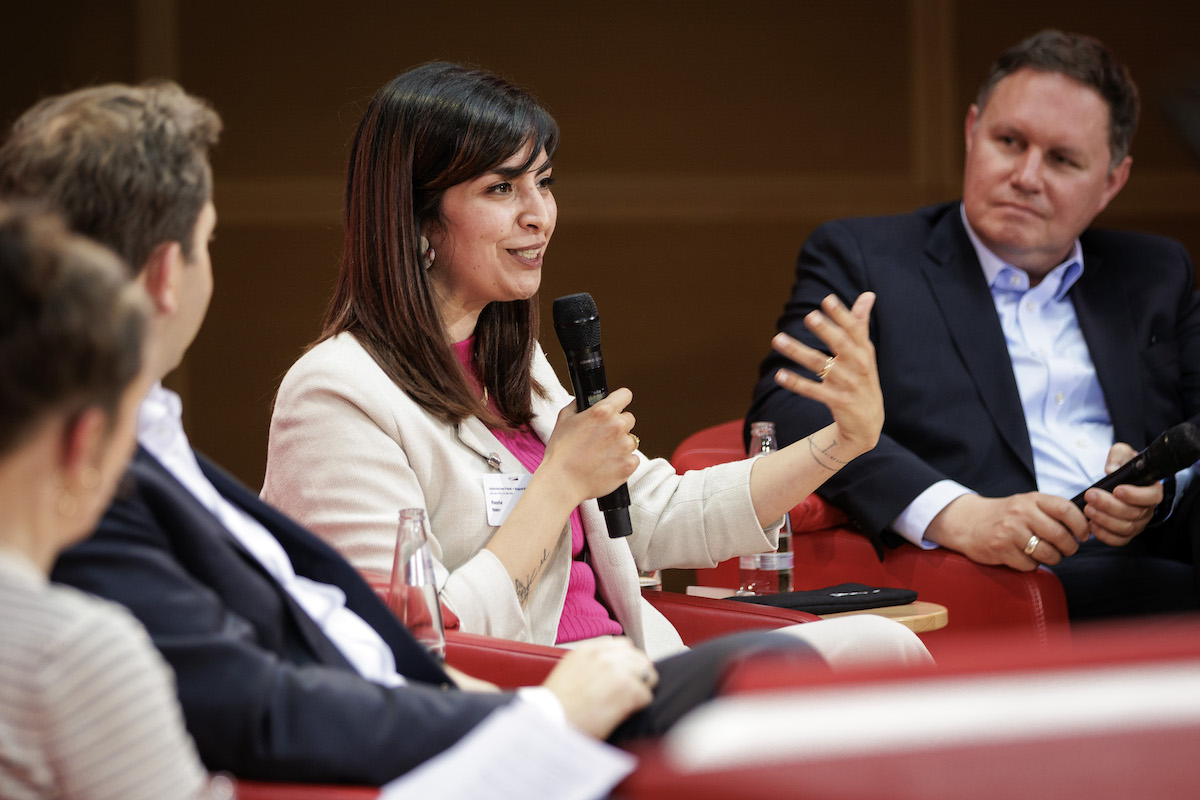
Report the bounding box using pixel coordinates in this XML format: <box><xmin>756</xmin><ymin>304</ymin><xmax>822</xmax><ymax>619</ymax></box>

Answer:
<box><xmin>728</xmin><ymin>582</ymin><xmax>917</xmax><ymax>615</ymax></box>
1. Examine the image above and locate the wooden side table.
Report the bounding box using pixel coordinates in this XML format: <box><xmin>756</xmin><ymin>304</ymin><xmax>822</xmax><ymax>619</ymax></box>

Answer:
<box><xmin>819</xmin><ymin>600</ymin><xmax>947</xmax><ymax>632</ymax></box>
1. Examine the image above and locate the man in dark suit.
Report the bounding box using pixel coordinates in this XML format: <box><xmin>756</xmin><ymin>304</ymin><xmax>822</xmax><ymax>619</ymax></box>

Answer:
<box><xmin>0</xmin><ymin>82</ymin><xmax>821</xmax><ymax>786</ymax></box>
<box><xmin>749</xmin><ymin>30</ymin><xmax>1200</xmax><ymax>620</ymax></box>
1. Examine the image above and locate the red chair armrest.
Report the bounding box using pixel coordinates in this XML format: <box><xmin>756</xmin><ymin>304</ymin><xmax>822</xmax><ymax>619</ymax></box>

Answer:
<box><xmin>642</xmin><ymin>588</ymin><xmax>818</xmax><ymax>646</ymax></box>
<box><xmin>669</xmin><ymin>419</ymin><xmax>746</xmax><ymax>471</ymax></box>
<box><xmin>444</xmin><ymin>630</ymin><xmax>565</xmax><ymax>688</ymax></box>
<box><xmin>360</xmin><ymin>569</ymin><xmax>390</xmax><ymax>600</ymax></box>
<box><xmin>791</xmin><ymin>528</ymin><xmax>1068</xmax><ymax>645</ymax></box>
<box><xmin>360</xmin><ymin>568</ymin><xmax>560</xmax><ymax>686</ymax></box>
<box><xmin>789</xmin><ymin>493</ymin><xmax>850</xmax><ymax>530</ymax></box>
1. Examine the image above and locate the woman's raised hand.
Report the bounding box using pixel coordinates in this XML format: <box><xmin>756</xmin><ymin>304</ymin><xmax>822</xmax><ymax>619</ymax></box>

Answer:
<box><xmin>543</xmin><ymin>388</ymin><xmax>639</xmax><ymax>506</ymax></box>
<box><xmin>771</xmin><ymin>292</ymin><xmax>882</xmax><ymax>461</ymax></box>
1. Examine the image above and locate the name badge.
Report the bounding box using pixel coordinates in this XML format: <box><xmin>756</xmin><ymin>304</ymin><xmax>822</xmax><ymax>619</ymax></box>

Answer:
<box><xmin>483</xmin><ymin>473</ymin><xmax>531</xmax><ymax>526</ymax></box>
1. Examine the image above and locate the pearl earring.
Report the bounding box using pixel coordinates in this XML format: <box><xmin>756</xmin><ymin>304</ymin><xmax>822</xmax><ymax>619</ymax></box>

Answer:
<box><xmin>419</xmin><ymin>235</ymin><xmax>435</xmax><ymax>269</ymax></box>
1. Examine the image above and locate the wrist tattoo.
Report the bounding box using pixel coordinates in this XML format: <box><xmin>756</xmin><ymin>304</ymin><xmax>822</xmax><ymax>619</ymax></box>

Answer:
<box><xmin>515</xmin><ymin>548</ymin><xmax>549</xmax><ymax>605</ymax></box>
<box><xmin>808</xmin><ymin>434</ymin><xmax>849</xmax><ymax>471</ymax></box>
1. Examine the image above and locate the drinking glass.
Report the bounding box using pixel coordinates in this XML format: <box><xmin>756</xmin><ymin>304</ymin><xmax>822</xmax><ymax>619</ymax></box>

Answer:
<box><xmin>388</xmin><ymin>508</ymin><xmax>446</xmax><ymax>660</ymax></box>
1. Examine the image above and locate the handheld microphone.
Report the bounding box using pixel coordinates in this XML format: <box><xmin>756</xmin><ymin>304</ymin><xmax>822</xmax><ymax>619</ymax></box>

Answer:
<box><xmin>1070</xmin><ymin>422</ymin><xmax>1200</xmax><ymax>509</ymax></box>
<box><xmin>552</xmin><ymin>292</ymin><xmax>633</xmax><ymax>538</ymax></box>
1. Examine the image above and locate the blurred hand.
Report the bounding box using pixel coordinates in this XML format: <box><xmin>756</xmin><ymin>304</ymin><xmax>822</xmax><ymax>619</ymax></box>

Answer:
<box><xmin>541</xmin><ymin>637</ymin><xmax>656</xmax><ymax>739</ymax></box>
<box><xmin>925</xmin><ymin>492</ymin><xmax>1088</xmax><ymax>570</ymax></box>
<box><xmin>1080</xmin><ymin>442</ymin><xmax>1162</xmax><ymax>546</ymax></box>
<box><xmin>770</xmin><ymin>293</ymin><xmax>882</xmax><ymax>460</ymax></box>
<box><xmin>542</xmin><ymin>388</ymin><xmax>638</xmax><ymax>506</ymax></box>
<box><xmin>445</xmin><ymin>664</ymin><xmax>500</xmax><ymax>693</ymax></box>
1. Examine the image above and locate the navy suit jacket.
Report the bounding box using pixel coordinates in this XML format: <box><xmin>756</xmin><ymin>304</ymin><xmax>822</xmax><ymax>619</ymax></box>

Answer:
<box><xmin>51</xmin><ymin>447</ymin><xmax>511</xmax><ymax>785</ymax></box>
<box><xmin>748</xmin><ymin>202</ymin><xmax>1200</xmax><ymax>547</ymax></box>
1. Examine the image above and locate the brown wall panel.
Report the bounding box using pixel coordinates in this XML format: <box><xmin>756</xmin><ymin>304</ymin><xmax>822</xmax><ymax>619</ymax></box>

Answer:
<box><xmin>181</xmin><ymin>224</ymin><xmax>343</xmax><ymax>482</ymax></box>
<box><xmin>177</xmin><ymin>1</ymin><xmax>912</xmax><ymax>177</ymax></box>
<box><xmin>1</xmin><ymin>3</ymin><xmax>139</xmax><ymax>128</ymax></box>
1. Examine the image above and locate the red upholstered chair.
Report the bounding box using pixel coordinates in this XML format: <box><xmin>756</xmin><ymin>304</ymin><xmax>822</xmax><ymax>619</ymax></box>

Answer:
<box><xmin>446</xmin><ymin>593</ymin><xmax>821</xmax><ymax>687</ymax></box>
<box><xmin>671</xmin><ymin>420</ymin><xmax>1070</xmax><ymax>651</ymax></box>
<box><xmin>359</xmin><ymin>569</ymin><xmax>567</xmax><ymax>686</ymax></box>
<box><xmin>359</xmin><ymin>570</ymin><xmax>818</xmax><ymax>686</ymax></box>
<box><xmin>442</xmin><ymin>630</ymin><xmax>564</xmax><ymax>687</ymax></box>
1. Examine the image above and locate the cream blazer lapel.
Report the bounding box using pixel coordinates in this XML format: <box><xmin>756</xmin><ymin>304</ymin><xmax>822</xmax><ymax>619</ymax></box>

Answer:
<box><xmin>528</xmin><ymin>349</ymin><xmax>655</xmax><ymax>652</ymax></box>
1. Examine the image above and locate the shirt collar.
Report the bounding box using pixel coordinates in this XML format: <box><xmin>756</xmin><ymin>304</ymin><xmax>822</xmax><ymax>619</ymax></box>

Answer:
<box><xmin>138</xmin><ymin>382</ymin><xmax>188</xmax><ymax>457</ymax></box>
<box><xmin>960</xmin><ymin>203</ymin><xmax>1084</xmax><ymax>301</ymax></box>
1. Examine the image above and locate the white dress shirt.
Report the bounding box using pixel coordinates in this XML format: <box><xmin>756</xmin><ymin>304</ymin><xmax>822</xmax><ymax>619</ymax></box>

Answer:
<box><xmin>138</xmin><ymin>383</ymin><xmax>407</xmax><ymax>687</ymax></box>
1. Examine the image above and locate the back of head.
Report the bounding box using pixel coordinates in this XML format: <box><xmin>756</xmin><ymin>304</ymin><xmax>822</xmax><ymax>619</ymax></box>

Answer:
<box><xmin>0</xmin><ymin>81</ymin><xmax>222</xmax><ymax>275</ymax></box>
<box><xmin>328</xmin><ymin>61</ymin><xmax>559</xmax><ymax>427</ymax></box>
<box><xmin>975</xmin><ymin>30</ymin><xmax>1139</xmax><ymax>168</ymax></box>
<box><xmin>0</xmin><ymin>203</ymin><xmax>147</xmax><ymax>455</ymax></box>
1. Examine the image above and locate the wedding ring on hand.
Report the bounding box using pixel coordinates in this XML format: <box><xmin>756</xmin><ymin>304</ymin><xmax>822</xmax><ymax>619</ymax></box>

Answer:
<box><xmin>1023</xmin><ymin>534</ymin><xmax>1040</xmax><ymax>556</ymax></box>
<box><xmin>630</xmin><ymin>433</ymin><xmax>640</xmax><ymax>450</ymax></box>
<box><xmin>818</xmin><ymin>356</ymin><xmax>836</xmax><ymax>381</ymax></box>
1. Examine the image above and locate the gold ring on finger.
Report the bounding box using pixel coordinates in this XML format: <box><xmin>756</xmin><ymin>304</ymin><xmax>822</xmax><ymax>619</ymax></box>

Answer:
<box><xmin>1023</xmin><ymin>534</ymin><xmax>1040</xmax><ymax>556</ymax></box>
<box><xmin>817</xmin><ymin>356</ymin><xmax>836</xmax><ymax>381</ymax></box>
<box><xmin>631</xmin><ymin>433</ymin><xmax>640</xmax><ymax>450</ymax></box>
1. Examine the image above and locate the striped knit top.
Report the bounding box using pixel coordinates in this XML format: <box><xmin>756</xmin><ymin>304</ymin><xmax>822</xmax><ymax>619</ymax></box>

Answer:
<box><xmin>0</xmin><ymin>549</ymin><xmax>211</xmax><ymax>800</ymax></box>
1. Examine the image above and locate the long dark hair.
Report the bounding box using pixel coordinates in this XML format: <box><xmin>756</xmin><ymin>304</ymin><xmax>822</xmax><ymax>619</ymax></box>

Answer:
<box><xmin>322</xmin><ymin>62</ymin><xmax>560</xmax><ymax>428</ymax></box>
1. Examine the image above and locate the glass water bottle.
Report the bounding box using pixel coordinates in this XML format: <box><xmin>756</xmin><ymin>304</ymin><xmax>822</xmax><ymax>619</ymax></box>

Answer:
<box><xmin>737</xmin><ymin>421</ymin><xmax>794</xmax><ymax>595</ymax></box>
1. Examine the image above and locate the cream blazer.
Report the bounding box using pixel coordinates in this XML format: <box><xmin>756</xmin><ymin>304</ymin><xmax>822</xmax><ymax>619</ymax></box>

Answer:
<box><xmin>263</xmin><ymin>333</ymin><xmax>778</xmax><ymax>660</ymax></box>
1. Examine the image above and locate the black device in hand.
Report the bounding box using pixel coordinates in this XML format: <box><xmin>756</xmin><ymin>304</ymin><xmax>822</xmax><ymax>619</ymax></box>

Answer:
<box><xmin>1070</xmin><ymin>422</ymin><xmax>1200</xmax><ymax>510</ymax></box>
<box><xmin>552</xmin><ymin>292</ymin><xmax>633</xmax><ymax>538</ymax></box>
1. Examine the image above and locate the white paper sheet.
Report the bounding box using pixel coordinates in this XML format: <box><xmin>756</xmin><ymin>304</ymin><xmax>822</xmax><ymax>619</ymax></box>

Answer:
<box><xmin>380</xmin><ymin>700</ymin><xmax>635</xmax><ymax>799</ymax></box>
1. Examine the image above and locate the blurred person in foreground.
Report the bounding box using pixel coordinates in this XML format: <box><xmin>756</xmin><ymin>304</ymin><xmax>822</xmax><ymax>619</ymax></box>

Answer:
<box><xmin>0</xmin><ymin>204</ymin><xmax>219</xmax><ymax>799</ymax></box>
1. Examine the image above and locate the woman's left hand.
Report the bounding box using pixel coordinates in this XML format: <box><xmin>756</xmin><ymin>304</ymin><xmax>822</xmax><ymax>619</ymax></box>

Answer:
<box><xmin>771</xmin><ymin>292</ymin><xmax>882</xmax><ymax>460</ymax></box>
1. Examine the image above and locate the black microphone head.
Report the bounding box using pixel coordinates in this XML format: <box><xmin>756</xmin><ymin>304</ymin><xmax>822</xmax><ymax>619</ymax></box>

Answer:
<box><xmin>553</xmin><ymin>292</ymin><xmax>601</xmax><ymax>352</ymax></box>
<box><xmin>1160</xmin><ymin>422</ymin><xmax>1200</xmax><ymax>471</ymax></box>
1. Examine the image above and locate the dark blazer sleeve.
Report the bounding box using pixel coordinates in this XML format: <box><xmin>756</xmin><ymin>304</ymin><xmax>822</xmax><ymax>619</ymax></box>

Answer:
<box><xmin>52</xmin><ymin>453</ymin><xmax>511</xmax><ymax>785</ymax></box>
